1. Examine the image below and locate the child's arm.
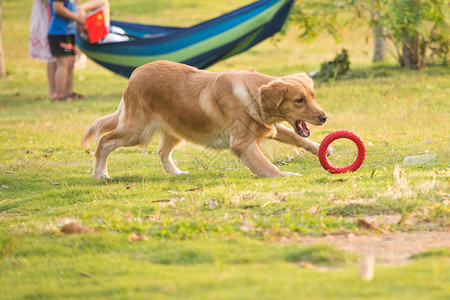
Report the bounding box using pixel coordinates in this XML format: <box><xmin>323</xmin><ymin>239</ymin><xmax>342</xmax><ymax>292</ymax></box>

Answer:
<box><xmin>53</xmin><ymin>1</ymin><xmax>84</xmax><ymax>24</ymax></box>
<box><xmin>78</xmin><ymin>0</ymin><xmax>110</xmax><ymax>28</ymax></box>
<box><xmin>78</xmin><ymin>0</ymin><xmax>107</xmax><ymax>12</ymax></box>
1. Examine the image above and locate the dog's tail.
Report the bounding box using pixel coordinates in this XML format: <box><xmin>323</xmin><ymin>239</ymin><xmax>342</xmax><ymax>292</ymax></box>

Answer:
<box><xmin>81</xmin><ymin>98</ymin><xmax>124</xmax><ymax>149</ymax></box>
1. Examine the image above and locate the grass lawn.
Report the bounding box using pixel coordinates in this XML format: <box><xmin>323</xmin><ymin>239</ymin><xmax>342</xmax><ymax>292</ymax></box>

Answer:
<box><xmin>1</xmin><ymin>0</ymin><xmax>449</xmax><ymax>299</ymax></box>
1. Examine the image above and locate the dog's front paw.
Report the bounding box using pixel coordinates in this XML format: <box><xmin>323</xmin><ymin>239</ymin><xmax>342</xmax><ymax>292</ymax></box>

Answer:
<box><xmin>92</xmin><ymin>171</ymin><xmax>110</xmax><ymax>179</ymax></box>
<box><xmin>280</xmin><ymin>171</ymin><xmax>302</xmax><ymax>177</ymax></box>
<box><xmin>171</xmin><ymin>170</ymin><xmax>189</xmax><ymax>176</ymax></box>
<box><xmin>326</xmin><ymin>146</ymin><xmax>334</xmax><ymax>156</ymax></box>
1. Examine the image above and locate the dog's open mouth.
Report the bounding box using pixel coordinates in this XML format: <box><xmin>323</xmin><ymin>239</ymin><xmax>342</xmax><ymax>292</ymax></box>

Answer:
<box><xmin>295</xmin><ymin>120</ymin><xmax>311</xmax><ymax>138</ymax></box>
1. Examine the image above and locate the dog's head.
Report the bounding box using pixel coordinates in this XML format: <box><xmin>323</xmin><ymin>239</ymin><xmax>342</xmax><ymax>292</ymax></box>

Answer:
<box><xmin>259</xmin><ymin>73</ymin><xmax>327</xmax><ymax>138</ymax></box>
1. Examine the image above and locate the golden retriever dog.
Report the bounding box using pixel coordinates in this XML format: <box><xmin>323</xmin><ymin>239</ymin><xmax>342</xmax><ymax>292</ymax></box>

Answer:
<box><xmin>82</xmin><ymin>60</ymin><xmax>329</xmax><ymax>179</ymax></box>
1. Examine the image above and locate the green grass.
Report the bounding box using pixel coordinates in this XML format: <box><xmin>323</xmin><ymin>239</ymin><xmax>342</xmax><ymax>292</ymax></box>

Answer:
<box><xmin>1</xmin><ymin>0</ymin><xmax>449</xmax><ymax>299</ymax></box>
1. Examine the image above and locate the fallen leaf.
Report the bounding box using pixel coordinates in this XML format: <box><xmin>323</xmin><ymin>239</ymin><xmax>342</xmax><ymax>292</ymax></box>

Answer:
<box><xmin>126</xmin><ymin>183</ymin><xmax>136</xmax><ymax>190</ymax></box>
<box><xmin>152</xmin><ymin>199</ymin><xmax>171</xmax><ymax>203</ymax></box>
<box><xmin>241</xmin><ymin>205</ymin><xmax>259</xmax><ymax>209</ymax></box>
<box><xmin>79</xmin><ymin>272</ymin><xmax>93</xmax><ymax>278</ymax></box>
<box><xmin>143</xmin><ymin>215</ymin><xmax>160</xmax><ymax>221</ymax></box>
<box><xmin>333</xmin><ymin>179</ymin><xmax>348</xmax><ymax>183</ymax></box>
<box><xmin>357</xmin><ymin>219</ymin><xmax>386</xmax><ymax>234</ymax></box>
<box><xmin>151</xmin><ymin>199</ymin><xmax>177</xmax><ymax>207</ymax></box>
<box><xmin>185</xmin><ymin>187</ymin><xmax>201</xmax><ymax>192</ymax></box>
<box><xmin>128</xmin><ymin>233</ymin><xmax>148</xmax><ymax>243</ymax></box>
<box><xmin>298</xmin><ymin>261</ymin><xmax>315</xmax><ymax>269</ymax></box>
<box><xmin>61</xmin><ymin>223</ymin><xmax>92</xmax><ymax>234</ymax></box>
<box><xmin>43</xmin><ymin>150</ymin><xmax>53</xmax><ymax>157</ymax></box>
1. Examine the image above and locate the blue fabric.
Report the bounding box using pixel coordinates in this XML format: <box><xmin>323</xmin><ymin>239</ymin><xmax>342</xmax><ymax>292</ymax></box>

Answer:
<box><xmin>77</xmin><ymin>0</ymin><xmax>294</xmax><ymax>78</ymax></box>
<box><xmin>89</xmin><ymin>0</ymin><xmax>279</xmax><ymax>56</ymax></box>
<box><xmin>48</xmin><ymin>0</ymin><xmax>77</xmax><ymax>35</ymax></box>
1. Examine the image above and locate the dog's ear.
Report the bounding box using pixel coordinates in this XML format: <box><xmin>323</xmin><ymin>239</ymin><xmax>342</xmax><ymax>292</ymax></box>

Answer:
<box><xmin>294</xmin><ymin>72</ymin><xmax>314</xmax><ymax>89</ymax></box>
<box><xmin>259</xmin><ymin>79</ymin><xmax>288</xmax><ymax>109</ymax></box>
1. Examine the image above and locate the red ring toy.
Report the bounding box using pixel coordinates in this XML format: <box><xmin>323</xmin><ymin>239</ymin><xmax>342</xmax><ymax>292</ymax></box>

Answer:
<box><xmin>318</xmin><ymin>130</ymin><xmax>366</xmax><ymax>174</ymax></box>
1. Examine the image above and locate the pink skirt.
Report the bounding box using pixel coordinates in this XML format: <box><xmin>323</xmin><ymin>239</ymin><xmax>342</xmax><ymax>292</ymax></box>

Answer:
<box><xmin>29</xmin><ymin>0</ymin><xmax>56</xmax><ymax>62</ymax></box>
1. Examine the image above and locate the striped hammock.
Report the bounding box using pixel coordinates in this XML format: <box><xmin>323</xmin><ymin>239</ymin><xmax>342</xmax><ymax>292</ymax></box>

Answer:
<box><xmin>76</xmin><ymin>0</ymin><xmax>294</xmax><ymax>78</ymax></box>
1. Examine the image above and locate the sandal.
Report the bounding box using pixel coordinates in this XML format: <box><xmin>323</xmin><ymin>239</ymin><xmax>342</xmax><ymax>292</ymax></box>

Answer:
<box><xmin>54</xmin><ymin>96</ymin><xmax>68</xmax><ymax>102</ymax></box>
<box><xmin>54</xmin><ymin>95</ymin><xmax>76</xmax><ymax>102</ymax></box>
<box><xmin>69</xmin><ymin>92</ymin><xmax>87</xmax><ymax>100</ymax></box>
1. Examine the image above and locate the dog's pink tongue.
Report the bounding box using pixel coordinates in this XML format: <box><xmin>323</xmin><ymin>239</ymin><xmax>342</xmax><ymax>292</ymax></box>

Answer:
<box><xmin>296</xmin><ymin>120</ymin><xmax>311</xmax><ymax>138</ymax></box>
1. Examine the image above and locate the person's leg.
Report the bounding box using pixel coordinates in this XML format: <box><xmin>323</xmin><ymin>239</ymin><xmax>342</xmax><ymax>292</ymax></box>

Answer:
<box><xmin>65</xmin><ymin>55</ymin><xmax>75</xmax><ymax>97</ymax></box>
<box><xmin>54</xmin><ymin>55</ymin><xmax>72</xmax><ymax>100</ymax></box>
<box><xmin>47</xmin><ymin>61</ymin><xmax>57</xmax><ymax>98</ymax></box>
<box><xmin>49</xmin><ymin>35</ymin><xmax>77</xmax><ymax>101</ymax></box>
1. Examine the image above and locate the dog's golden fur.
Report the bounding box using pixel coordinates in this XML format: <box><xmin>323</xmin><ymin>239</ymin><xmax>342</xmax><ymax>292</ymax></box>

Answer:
<box><xmin>82</xmin><ymin>60</ymin><xmax>329</xmax><ymax>178</ymax></box>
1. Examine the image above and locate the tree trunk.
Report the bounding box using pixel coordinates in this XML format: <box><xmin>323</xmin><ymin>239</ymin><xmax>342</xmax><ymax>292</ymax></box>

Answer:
<box><xmin>371</xmin><ymin>9</ymin><xmax>386</xmax><ymax>62</ymax></box>
<box><xmin>0</xmin><ymin>0</ymin><xmax>6</xmax><ymax>77</ymax></box>
<box><xmin>399</xmin><ymin>0</ymin><xmax>423</xmax><ymax>69</ymax></box>
<box><xmin>401</xmin><ymin>29</ymin><xmax>422</xmax><ymax>69</ymax></box>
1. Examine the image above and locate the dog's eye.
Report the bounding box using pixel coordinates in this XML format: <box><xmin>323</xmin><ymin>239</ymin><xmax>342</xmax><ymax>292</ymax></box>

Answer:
<box><xmin>295</xmin><ymin>97</ymin><xmax>305</xmax><ymax>104</ymax></box>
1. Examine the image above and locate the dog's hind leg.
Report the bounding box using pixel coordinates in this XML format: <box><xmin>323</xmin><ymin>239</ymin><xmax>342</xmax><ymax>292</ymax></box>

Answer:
<box><xmin>158</xmin><ymin>132</ymin><xmax>188</xmax><ymax>175</ymax></box>
<box><xmin>92</xmin><ymin>123</ymin><xmax>156</xmax><ymax>179</ymax></box>
<box><xmin>93</xmin><ymin>132</ymin><xmax>125</xmax><ymax>179</ymax></box>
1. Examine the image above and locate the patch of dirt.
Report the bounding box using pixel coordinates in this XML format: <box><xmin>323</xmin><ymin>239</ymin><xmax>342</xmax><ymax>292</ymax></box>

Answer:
<box><xmin>297</xmin><ymin>231</ymin><xmax>450</xmax><ymax>265</ymax></box>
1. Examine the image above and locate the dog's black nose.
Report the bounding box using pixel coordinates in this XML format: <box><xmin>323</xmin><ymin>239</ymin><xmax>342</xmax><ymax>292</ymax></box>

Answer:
<box><xmin>318</xmin><ymin>113</ymin><xmax>328</xmax><ymax>123</ymax></box>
